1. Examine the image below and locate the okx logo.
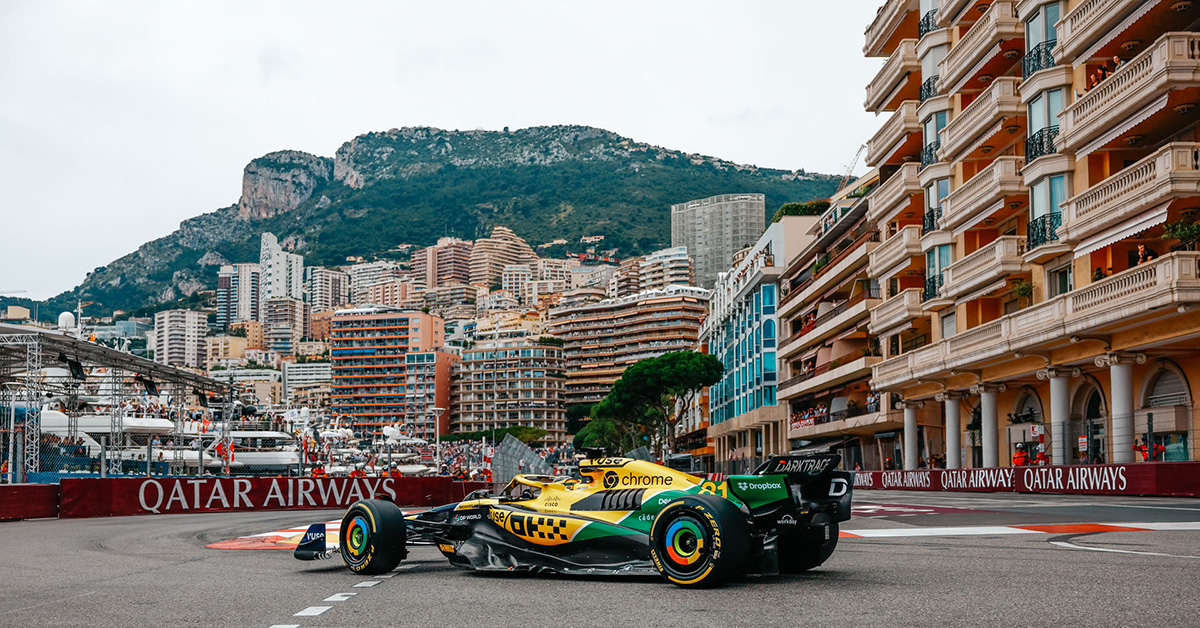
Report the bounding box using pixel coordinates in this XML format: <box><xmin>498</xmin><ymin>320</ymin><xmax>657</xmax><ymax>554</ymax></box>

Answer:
<box><xmin>603</xmin><ymin>471</ymin><xmax>619</xmax><ymax>489</ymax></box>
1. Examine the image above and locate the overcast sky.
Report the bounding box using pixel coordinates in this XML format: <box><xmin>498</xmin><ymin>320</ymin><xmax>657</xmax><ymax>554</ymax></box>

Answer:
<box><xmin>1</xmin><ymin>1</ymin><xmax>883</xmax><ymax>300</ymax></box>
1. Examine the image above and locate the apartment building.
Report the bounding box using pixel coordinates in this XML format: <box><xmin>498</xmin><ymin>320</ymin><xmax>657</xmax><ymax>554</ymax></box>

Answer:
<box><xmin>304</xmin><ymin>267</ymin><xmax>350</xmax><ymax>312</ymax></box>
<box><xmin>216</xmin><ymin>263</ymin><xmax>260</xmax><ymax>328</ymax></box>
<box><xmin>864</xmin><ymin>0</ymin><xmax>1200</xmax><ymax>468</ymax></box>
<box><xmin>364</xmin><ymin>278</ymin><xmax>414</xmax><ymax>308</ymax></box>
<box><xmin>329</xmin><ymin>307</ymin><xmax>444</xmax><ymax>431</ymax></box>
<box><xmin>702</xmin><ymin>215</ymin><xmax>820</xmax><ymax>473</ymax></box>
<box><xmin>411</xmin><ymin>237</ymin><xmax>474</xmax><ymax>289</ymax></box>
<box><xmin>346</xmin><ymin>261</ymin><xmax>404</xmax><ymax>304</ymax></box>
<box><xmin>229</xmin><ymin>320</ymin><xmax>264</xmax><ymax>349</ymax></box>
<box><xmin>672</xmin><ymin>193</ymin><xmax>766</xmax><ymax>288</ymax></box>
<box><xmin>282</xmin><ymin>361</ymin><xmax>332</xmax><ymax>406</ymax></box>
<box><xmin>152</xmin><ymin>309</ymin><xmax>207</xmax><ymax>369</ymax></box>
<box><xmin>262</xmin><ymin>297</ymin><xmax>310</xmax><ymax>358</ymax></box>
<box><xmin>547</xmin><ymin>285</ymin><xmax>710</xmax><ymax>406</ymax></box>
<box><xmin>259</xmin><ymin>233</ymin><xmax>304</xmax><ymax>314</ymax></box>
<box><xmin>204</xmin><ymin>335</ymin><xmax>248</xmax><ymax>370</ymax></box>
<box><xmin>452</xmin><ymin>338</ymin><xmax>568</xmax><ymax>444</ymax></box>
<box><xmin>469</xmin><ymin>226</ymin><xmax>539</xmax><ymax>287</ymax></box>
<box><xmin>401</xmin><ymin>350</ymin><xmax>459</xmax><ymax>440</ymax></box>
<box><xmin>640</xmin><ymin>246</ymin><xmax>694</xmax><ymax>291</ymax></box>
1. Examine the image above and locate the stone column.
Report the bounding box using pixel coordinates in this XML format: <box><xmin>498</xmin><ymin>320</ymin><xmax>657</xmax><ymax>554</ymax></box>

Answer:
<box><xmin>937</xmin><ymin>392</ymin><xmax>961</xmax><ymax>469</ymax></box>
<box><xmin>901</xmin><ymin>402</ymin><xmax>921</xmax><ymax>470</ymax></box>
<box><xmin>977</xmin><ymin>387</ymin><xmax>1000</xmax><ymax>468</ymax></box>
<box><xmin>1038</xmin><ymin>368</ymin><xmax>1075</xmax><ymax>465</ymax></box>
<box><xmin>1099</xmin><ymin>353</ymin><xmax>1144</xmax><ymax>463</ymax></box>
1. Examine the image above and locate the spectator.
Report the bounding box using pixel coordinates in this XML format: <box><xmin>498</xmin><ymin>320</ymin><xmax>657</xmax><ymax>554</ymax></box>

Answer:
<box><xmin>1012</xmin><ymin>443</ymin><xmax>1029</xmax><ymax>466</ymax></box>
<box><xmin>1136</xmin><ymin>244</ymin><xmax>1158</xmax><ymax>265</ymax></box>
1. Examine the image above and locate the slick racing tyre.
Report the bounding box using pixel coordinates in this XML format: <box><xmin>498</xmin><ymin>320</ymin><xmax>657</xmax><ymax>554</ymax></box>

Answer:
<box><xmin>340</xmin><ymin>499</ymin><xmax>407</xmax><ymax>575</ymax></box>
<box><xmin>777</xmin><ymin>512</ymin><xmax>838</xmax><ymax>573</ymax></box>
<box><xmin>649</xmin><ymin>494</ymin><xmax>750</xmax><ymax>588</ymax></box>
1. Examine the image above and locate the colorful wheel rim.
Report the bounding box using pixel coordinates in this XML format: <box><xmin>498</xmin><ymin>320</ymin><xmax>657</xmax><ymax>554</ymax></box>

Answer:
<box><xmin>663</xmin><ymin>515</ymin><xmax>706</xmax><ymax>571</ymax></box>
<box><xmin>345</xmin><ymin>516</ymin><xmax>370</xmax><ymax>559</ymax></box>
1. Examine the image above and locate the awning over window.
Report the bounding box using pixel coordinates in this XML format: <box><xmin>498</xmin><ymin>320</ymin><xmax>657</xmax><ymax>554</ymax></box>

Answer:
<box><xmin>1073</xmin><ymin>202</ymin><xmax>1169</xmax><ymax>259</ymax></box>
<box><xmin>956</xmin><ymin>278</ymin><xmax>1010</xmax><ymax>304</ymax></box>
<box><xmin>1076</xmin><ymin>93</ymin><xmax>1169</xmax><ymax>158</ymax></box>
<box><xmin>1075</xmin><ymin>0</ymin><xmax>1164</xmax><ymax>64</ymax></box>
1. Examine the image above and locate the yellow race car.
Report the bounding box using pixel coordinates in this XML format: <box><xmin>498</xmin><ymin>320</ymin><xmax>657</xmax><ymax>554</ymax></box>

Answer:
<box><xmin>295</xmin><ymin>452</ymin><xmax>853</xmax><ymax>588</ymax></box>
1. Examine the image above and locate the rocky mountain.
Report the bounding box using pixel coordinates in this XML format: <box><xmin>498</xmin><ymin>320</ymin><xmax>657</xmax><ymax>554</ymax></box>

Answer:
<box><xmin>39</xmin><ymin>125</ymin><xmax>840</xmax><ymax>317</ymax></box>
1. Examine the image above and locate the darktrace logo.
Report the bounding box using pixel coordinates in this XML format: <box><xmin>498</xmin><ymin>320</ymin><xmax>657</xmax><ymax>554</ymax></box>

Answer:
<box><xmin>603</xmin><ymin>471</ymin><xmax>619</xmax><ymax>489</ymax></box>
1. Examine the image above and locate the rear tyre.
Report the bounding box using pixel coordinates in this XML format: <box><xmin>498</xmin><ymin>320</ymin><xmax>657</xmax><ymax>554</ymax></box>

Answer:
<box><xmin>340</xmin><ymin>499</ymin><xmax>407</xmax><ymax>574</ymax></box>
<box><xmin>777</xmin><ymin>513</ymin><xmax>838</xmax><ymax>573</ymax></box>
<box><xmin>649</xmin><ymin>494</ymin><xmax>750</xmax><ymax>588</ymax></box>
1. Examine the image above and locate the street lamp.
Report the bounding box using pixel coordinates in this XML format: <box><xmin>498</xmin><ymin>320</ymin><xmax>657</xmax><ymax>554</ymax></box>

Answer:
<box><xmin>430</xmin><ymin>406</ymin><xmax>446</xmax><ymax>474</ymax></box>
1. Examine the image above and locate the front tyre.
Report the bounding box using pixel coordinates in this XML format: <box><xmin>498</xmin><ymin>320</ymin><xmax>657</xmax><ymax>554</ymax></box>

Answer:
<box><xmin>340</xmin><ymin>499</ymin><xmax>407</xmax><ymax>575</ymax></box>
<box><xmin>649</xmin><ymin>494</ymin><xmax>750</xmax><ymax>588</ymax></box>
<box><xmin>777</xmin><ymin>513</ymin><xmax>838</xmax><ymax>573</ymax></box>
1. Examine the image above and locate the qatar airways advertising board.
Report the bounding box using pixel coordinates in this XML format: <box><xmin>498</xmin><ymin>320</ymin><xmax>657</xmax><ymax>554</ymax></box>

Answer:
<box><xmin>852</xmin><ymin>463</ymin><xmax>1200</xmax><ymax>496</ymax></box>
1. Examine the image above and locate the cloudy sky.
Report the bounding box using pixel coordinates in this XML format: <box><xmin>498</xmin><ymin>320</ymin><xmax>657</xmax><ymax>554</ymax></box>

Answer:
<box><xmin>1</xmin><ymin>1</ymin><xmax>883</xmax><ymax>300</ymax></box>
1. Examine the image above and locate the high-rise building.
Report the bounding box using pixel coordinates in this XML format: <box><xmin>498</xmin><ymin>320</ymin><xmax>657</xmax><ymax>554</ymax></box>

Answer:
<box><xmin>259</xmin><ymin>233</ymin><xmax>304</xmax><ymax>317</ymax></box>
<box><xmin>282</xmin><ymin>361</ymin><xmax>332</xmax><ymax>406</ymax></box>
<box><xmin>547</xmin><ymin>285</ymin><xmax>709</xmax><ymax>406</ymax></box>
<box><xmin>862</xmin><ymin>0</ymin><xmax>1200</xmax><ymax>468</ymax></box>
<box><xmin>152</xmin><ymin>309</ymin><xmax>207</xmax><ymax>368</ymax></box>
<box><xmin>401</xmin><ymin>350</ymin><xmax>459</xmax><ymax>440</ymax></box>
<box><xmin>671</xmin><ymin>193</ymin><xmax>766</xmax><ymax>289</ymax></box>
<box><xmin>308</xmin><ymin>310</ymin><xmax>335</xmax><ymax>342</ymax></box>
<box><xmin>263</xmin><ymin>297</ymin><xmax>310</xmax><ymax>358</ymax></box>
<box><xmin>700</xmin><ymin>214</ymin><xmax>822</xmax><ymax>473</ymax></box>
<box><xmin>501</xmin><ymin>264</ymin><xmax>534</xmax><ymax>304</ymax></box>
<box><xmin>411</xmin><ymin>237</ymin><xmax>474</xmax><ymax>289</ymax></box>
<box><xmin>216</xmin><ymin>263</ymin><xmax>260</xmax><ymax>328</ymax></box>
<box><xmin>453</xmin><ymin>338</ymin><xmax>568</xmax><ymax>444</ymax></box>
<box><xmin>229</xmin><ymin>320</ymin><xmax>264</xmax><ymax>349</ymax></box>
<box><xmin>469</xmin><ymin>226</ymin><xmax>539</xmax><ymax>287</ymax></box>
<box><xmin>608</xmin><ymin>257</ymin><xmax>643</xmax><ymax>298</ymax></box>
<box><xmin>346</xmin><ymin>261</ymin><xmax>404</xmax><ymax>304</ymax></box>
<box><xmin>304</xmin><ymin>267</ymin><xmax>350</xmax><ymax>312</ymax></box>
<box><xmin>329</xmin><ymin>308</ymin><xmax>445</xmax><ymax>430</ymax></box>
<box><xmin>364</xmin><ymin>278</ymin><xmax>414</xmax><ymax>308</ymax></box>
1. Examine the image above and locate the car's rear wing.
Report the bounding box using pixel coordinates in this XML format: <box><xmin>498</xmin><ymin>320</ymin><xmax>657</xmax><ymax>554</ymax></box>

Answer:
<box><xmin>754</xmin><ymin>454</ymin><xmax>853</xmax><ymax>522</ymax></box>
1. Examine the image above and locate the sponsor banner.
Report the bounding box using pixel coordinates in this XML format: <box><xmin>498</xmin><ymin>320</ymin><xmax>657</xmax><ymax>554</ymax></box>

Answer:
<box><xmin>58</xmin><ymin>477</ymin><xmax>488</xmax><ymax>518</ymax></box>
<box><xmin>854</xmin><ymin>463</ymin><xmax>1200</xmax><ymax>497</ymax></box>
<box><xmin>0</xmin><ymin>484</ymin><xmax>60</xmax><ymax>520</ymax></box>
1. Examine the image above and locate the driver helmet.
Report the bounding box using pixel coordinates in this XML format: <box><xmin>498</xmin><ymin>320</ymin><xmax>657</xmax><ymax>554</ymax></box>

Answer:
<box><xmin>1016</xmin><ymin>443</ymin><xmax>1024</xmax><ymax>449</ymax></box>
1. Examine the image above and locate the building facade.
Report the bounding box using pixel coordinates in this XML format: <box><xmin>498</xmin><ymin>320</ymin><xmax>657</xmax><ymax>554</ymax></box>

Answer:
<box><xmin>469</xmin><ymin>226</ymin><xmax>539</xmax><ymax>287</ymax></box>
<box><xmin>863</xmin><ymin>0</ymin><xmax>1200</xmax><ymax>468</ymax></box>
<box><xmin>411</xmin><ymin>237</ymin><xmax>474</xmax><ymax>289</ymax></box>
<box><xmin>329</xmin><ymin>308</ymin><xmax>445</xmax><ymax>432</ymax></box>
<box><xmin>671</xmin><ymin>193</ymin><xmax>766</xmax><ymax>289</ymax></box>
<box><xmin>453</xmin><ymin>338</ymin><xmax>568</xmax><ymax>444</ymax></box>
<box><xmin>259</xmin><ymin>233</ymin><xmax>304</xmax><ymax>314</ymax></box>
<box><xmin>152</xmin><ymin>309</ymin><xmax>207</xmax><ymax>369</ymax></box>
<box><xmin>282</xmin><ymin>361</ymin><xmax>332</xmax><ymax>407</ymax></box>
<box><xmin>401</xmin><ymin>350</ymin><xmax>459</xmax><ymax>441</ymax></box>
<box><xmin>547</xmin><ymin>285</ymin><xmax>710</xmax><ymax>406</ymax></box>
<box><xmin>216</xmin><ymin>263</ymin><xmax>260</xmax><ymax>328</ymax></box>
<box><xmin>263</xmin><ymin>297</ymin><xmax>310</xmax><ymax>358</ymax></box>
<box><xmin>346</xmin><ymin>261</ymin><xmax>404</xmax><ymax>305</ymax></box>
<box><xmin>304</xmin><ymin>267</ymin><xmax>350</xmax><ymax>312</ymax></box>
<box><xmin>640</xmin><ymin>246</ymin><xmax>694</xmax><ymax>291</ymax></box>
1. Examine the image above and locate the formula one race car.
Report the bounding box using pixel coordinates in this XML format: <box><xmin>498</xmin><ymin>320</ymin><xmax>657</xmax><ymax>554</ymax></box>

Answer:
<box><xmin>294</xmin><ymin>453</ymin><xmax>853</xmax><ymax>588</ymax></box>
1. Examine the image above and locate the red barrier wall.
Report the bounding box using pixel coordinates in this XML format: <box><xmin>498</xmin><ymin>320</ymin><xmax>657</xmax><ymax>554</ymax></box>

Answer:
<box><xmin>0</xmin><ymin>484</ymin><xmax>60</xmax><ymax>520</ymax></box>
<box><xmin>852</xmin><ymin>462</ymin><xmax>1200</xmax><ymax>497</ymax></box>
<box><xmin>59</xmin><ymin>477</ymin><xmax>489</xmax><ymax>518</ymax></box>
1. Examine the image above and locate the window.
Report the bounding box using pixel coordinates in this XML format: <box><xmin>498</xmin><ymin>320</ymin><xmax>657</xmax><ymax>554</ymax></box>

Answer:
<box><xmin>926</xmin><ymin>244</ymin><xmax>953</xmax><ymax>274</ymax></box>
<box><xmin>922</xmin><ymin>45</ymin><xmax>947</xmax><ymax>79</ymax></box>
<box><xmin>926</xmin><ymin>179</ymin><xmax>949</xmax><ymax>211</ymax></box>
<box><xmin>1025</xmin><ymin>2</ymin><xmax>1060</xmax><ymax>50</ymax></box>
<box><xmin>1027</xmin><ymin>89</ymin><xmax>1063</xmax><ymax>134</ymax></box>
<box><xmin>1048</xmin><ymin>264</ymin><xmax>1072</xmax><ymax>297</ymax></box>
<box><xmin>1030</xmin><ymin>175</ymin><xmax>1067</xmax><ymax>219</ymax></box>
<box><xmin>922</xmin><ymin>111</ymin><xmax>948</xmax><ymax>148</ymax></box>
<box><xmin>1147</xmin><ymin>369</ymin><xmax>1189</xmax><ymax>407</ymax></box>
<box><xmin>941</xmin><ymin>311</ymin><xmax>956</xmax><ymax>339</ymax></box>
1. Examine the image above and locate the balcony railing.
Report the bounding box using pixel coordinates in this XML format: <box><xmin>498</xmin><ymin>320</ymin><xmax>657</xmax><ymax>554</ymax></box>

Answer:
<box><xmin>920</xmin><ymin>141</ymin><xmax>941</xmax><ymax>168</ymax></box>
<box><xmin>1060</xmin><ymin>142</ymin><xmax>1200</xmax><ymax>243</ymax></box>
<box><xmin>867</xmin><ymin>100</ymin><xmax>920</xmax><ymax>166</ymax></box>
<box><xmin>865</xmin><ymin>0</ymin><xmax>915</xmax><ymax>57</ymax></box>
<box><xmin>939</xmin><ymin>76</ymin><xmax>1022</xmax><ymax>161</ymax></box>
<box><xmin>942</xmin><ymin>236</ymin><xmax>1028</xmax><ymax>300</ymax></box>
<box><xmin>1027</xmin><ymin>212</ymin><xmax>1061</xmax><ymax>251</ymax></box>
<box><xmin>1025</xmin><ymin>125</ymin><xmax>1059</xmax><ymax>163</ymax></box>
<box><xmin>1059</xmin><ymin>33</ymin><xmax>1200</xmax><ymax>153</ymax></box>
<box><xmin>940</xmin><ymin>156</ymin><xmax>1025</xmax><ymax>231</ymax></box>
<box><xmin>872</xmin><ymin>252</ymin><xmax>1200</xmax><ymax>390</ymax></box>
<box><xmin>869</xmin><ymin>224</ymin><xmax>922</xmax><ymax>277</ymax></box>
<box><xmin>866</xmin><ymin>162</ymin><xmax>921</xmax><ymax>224</ymax></box>
<box><xmin>938</xmin><ymin>1</ymin><xmax>1021</xmax><ymax>92</ymax></box>
<box><xmin>1022</xmin><ymin>39</ymin><xmax>1057</xmax><ymax>79</ymax></box>
<box><xmin>924</xmin><ymin>273</ymin><xmax>944</xmax><ymax>301</ymax></box>
<box><xmin>1055</xmin><ymin>0</ymin><xmax>1143</xmax><ymax>65</ymax></box>
<box><xmin>918</xmin><ymin>9</ymin><xmax>939</xmax><ymax>38</ymax></box>
<box><xmin>919</xmin><ymin>74</ymin><xmax>940</xmax><ymax>102</ymax></box>
<box><xmin>866</xmin><ymin>39</ymin><xmax>919</xmax><ymax>113</ymax></box>
<box><xmin>869</xmin><ymin>287</ymin><xmax>924</xmax><ymax>335</ymax></box>
<box><xmin>923</xmin><ymin>206</ymin><xmax>941</xmax><ymax>233</ymax></box>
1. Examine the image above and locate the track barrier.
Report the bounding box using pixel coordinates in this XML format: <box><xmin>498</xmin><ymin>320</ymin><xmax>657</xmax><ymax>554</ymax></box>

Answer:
<box><xmin>853</xmin><ymin>462</ymin><xmax>1200</xmax><ymax>497</ymax></box>
<box><xmin>48</xmin><ymin>477</ymin><xmax>487</xmax><ymax>519</ymax></box>
<box><xmin>0</xmin><ymin>484</ymin><xmax>60</xmax><ymax>520</ymax></box>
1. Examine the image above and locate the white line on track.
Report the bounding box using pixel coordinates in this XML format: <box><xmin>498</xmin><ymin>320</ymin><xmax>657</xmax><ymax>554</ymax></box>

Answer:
<box><xmin>374</xmin><ymin>574</ymin><xmax>394</xmax><ymax>579</ymax></box>
<box><xmin>323</xmin><ymin>593</ymin><xmax>357</xmax><ymax>602</ymax></box>
<box><xmin>353</xmin><ymin>580</ymin><xmax>380</xmax><ymax>588</ymax></box>
<box><xmin>1049</xmin><ymin>541</ymin><xmax>1200</xmax><ymax>559</ymax></box>
<box><xmin>847</xmin><ymin>526</ymin><xmax>1036</xmax><ymax>537</ymax></box>
<box><xmin>293</xmin><ymin>606</ymin><xmax>331</xmax><ymax>616</ymax></box>
<box><xmin>396</xmin><ymin>563</ymin><xmax>419</xmax><ymax>570</ymax></box>
<box><xmin>268</xmin><ymin>625</ymin><xmax>300</xmax><ymax>628</ymax></box>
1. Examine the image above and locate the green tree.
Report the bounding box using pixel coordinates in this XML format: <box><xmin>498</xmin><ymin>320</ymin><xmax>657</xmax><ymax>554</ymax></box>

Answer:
<box><xmin>592</xmin><ymin>351</ymin><xmax>723</xmax><ymax>454</ymax></box>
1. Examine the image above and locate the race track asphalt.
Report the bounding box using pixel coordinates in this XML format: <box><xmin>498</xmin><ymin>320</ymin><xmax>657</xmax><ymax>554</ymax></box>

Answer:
<box><xmin>3</xmin><ymin>490</ymin><xmax>1200</xmax><ymax>628</ymax></box>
